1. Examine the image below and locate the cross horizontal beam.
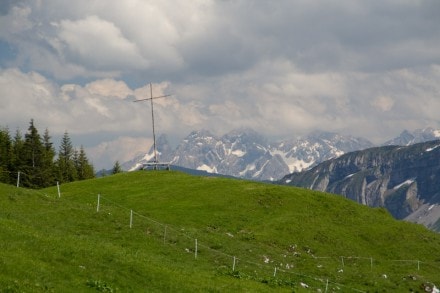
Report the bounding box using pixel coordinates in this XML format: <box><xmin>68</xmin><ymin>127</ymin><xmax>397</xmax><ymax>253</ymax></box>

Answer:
<box><xmin>132</xmin><ymin>83</ymin><xmax>172</xmax><ymax>165</ymax></box>
<box><xmin>133</xmin><ymin>94</ymin><xmax>171</xmax><ymax>103</ymax></box>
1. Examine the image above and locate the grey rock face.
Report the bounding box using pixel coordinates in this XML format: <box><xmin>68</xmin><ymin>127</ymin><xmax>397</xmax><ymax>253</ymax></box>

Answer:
<box><xmin>384</xmin><ymin>127</ymin><xmax>440</xmax><ymax>146</ymax></box>
<box><xmin>280</xmin><ymin>141</ymin><xmax>440</xmax><ymax>231</ymax></box>
<box><xmin>123</xmin><ymin>129</ymin><xmax>372</xmax><ymax>181</ymax></box>
<box><xmin>122</xmin><ymin>127</ymin><xmax>440</xmax><ymax>230</ymax></box>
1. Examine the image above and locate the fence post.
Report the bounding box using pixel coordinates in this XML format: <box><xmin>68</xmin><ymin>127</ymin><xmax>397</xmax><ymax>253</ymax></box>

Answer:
<box><xmin>16</xmin><ymin>171</ymin><xmax>20</xmax><ymax>188</ymax></box>
<box><xmin>163</xmin><ymin>226</ymin><xmax>167</xmax><ymax>244</ymax></box>
<box><xmin>130</xmin><ymin>210</ymin><xmax>133</xmax><ymax>228</ymax></box>
<box><xmin>57</xmin><ymin>181</ymin><xmax>61</xmax><ymax>198</ymax></box>
<box><xmin>195</xmin><ymin>239</ymin><xmax>198</xmax><ymax>259</ymax></box>
<box><xmin>232</xmin><ymin>256</ymin><xmax>236</xmax><ymax>271</ymax></box>
<box><xmin>417</xmin><ymin>260</ymin><xmax>420</xmax><ymax>271</ymax></box>
<box><xmin>96</xmin><ymin>194</ymin><xmax>100</xmax><ymax>212</ymax></box>
<box><xmin>325</xmin><ymin>279</ymin><xmax>329</xmax><ymax>293</ymax></box>
<box><xmin>341</xmin><ymin>256</ymin><xmax>344</xmax><ymax>268</ymax></box>
<box><xmin>273</xmin><ymin>267</ymin><xmax>277</xmax><ymax>277</ymax></box>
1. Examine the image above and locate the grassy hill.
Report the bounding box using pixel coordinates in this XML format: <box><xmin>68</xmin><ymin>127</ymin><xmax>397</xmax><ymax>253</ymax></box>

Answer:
<box><xmin>1</xmin><ymin>171</ymin><xmax>439</xmax><ymax>292</ymax></box>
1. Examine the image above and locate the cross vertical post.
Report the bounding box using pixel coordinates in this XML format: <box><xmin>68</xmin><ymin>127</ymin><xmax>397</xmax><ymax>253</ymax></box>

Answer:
<box><xmin>149</xmin><ymin>83</ymin><xmax>158</xmax><ymax>165</ymax></box>
<box><xmin>133</xmin><ymin>83</ymin><xmax>171</xmax><ymax>170</ymax></box>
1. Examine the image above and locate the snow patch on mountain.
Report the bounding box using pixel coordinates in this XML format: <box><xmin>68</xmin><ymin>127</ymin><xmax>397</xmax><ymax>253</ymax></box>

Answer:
<box><xmin>197</xmin><ymin>164</ymin><xmax>217</xmax><ymax>173</ymax></box>
<box><xmin>426</xmin><ymin>145</ymin><xmax>440</xmax><ymax>152</ymax></box>
<box><xmin>393</xmin><ymin>179</ymin><xmax>415</xmax><ymax>190</ymax></box>
<box><xmin>345</xmin><ymin>173</ymin><xmax>356</xmax><ymax>179</ymax></box>
<box><xmin>128</xmin><ymin>163</ymin><xmax>143</xmax><ymax>171</ymax></box>
<box><xmin>231</xmin><ymin>149</ymin><xmax>246</xmax><ymax>157</ymax></box>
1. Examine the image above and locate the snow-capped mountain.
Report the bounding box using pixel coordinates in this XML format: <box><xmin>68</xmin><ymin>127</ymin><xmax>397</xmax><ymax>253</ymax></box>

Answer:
<box><xmin>383</xmin><ymin>127</ymin><xmax>440</xmax><ymax>146</ymax></box>
<box><xmin>273</xmin><ymin>131</ymin><xmax>374</xmax><ymax>173</ymax></box>
<box><xmin>122</xmin><ymin>128</ymin><xmax>374</xmax><ymax>181</ymax></box>
<box><xmin>279</xmin><ymin>140</ymin><xmax>440</xmax><ymax>231</ymax></box>
<box><xmin>121</xmin><ymin>134</ymin><xmax>174</xmax><ymax>171</ymax></box>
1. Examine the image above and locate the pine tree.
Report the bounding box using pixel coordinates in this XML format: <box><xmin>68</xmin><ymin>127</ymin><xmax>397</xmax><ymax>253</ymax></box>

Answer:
<box><xmin>22</xmin><ymin>119</ymin><xmax>44</xmax><ymax>188</ymax></box>
<box><xmin>75</xmin><ymin>146</ymin><xmax>95</xmax><ymax>180</ymax></box>
<box><xmin>11</xmin><ymin>129</ymin><xmax>25</xmax><ymax>184</ymax></box>
<box><xmin>56</xmin><ymin>131</ymin><xmax>77</xmax><ymax>183</ymax></box>
<box><xmin>0</xmin><ymin>127</ymin><xmax>12</xmax><ymax>183</ymax></box>
<box><xmin>1</xmin><ymin>122</ymin><xmax>95</xmax><ymax>187</ymax></box>
<box><xmin>40</xmin><ymin>128</ymin><xmax>56</xmax><ymax>187</ymax></box>
<box><xmin>112</xmin><ymin>161</ymin><xmax>122</xmax><ymax>174</ymax></box>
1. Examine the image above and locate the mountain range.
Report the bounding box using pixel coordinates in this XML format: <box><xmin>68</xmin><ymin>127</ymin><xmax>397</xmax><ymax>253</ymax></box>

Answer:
<box><xmin>279</xmin><ymin>139</ymin><xmax>440</xmax><ymax>232</ymax></box>
<box><xmin>122</xmin><ymin>128</ymin><xmax>375</xmax><ymax>181</ymax></box>
<box><xmin>121</xmin><ymin>127</ymin><xmax>440</xmax><ymax>231</ymax></box>
<box><xmin>122</xmin><ymin>127</ymin><xmax>440</xmax><ymax>182</ymax></box>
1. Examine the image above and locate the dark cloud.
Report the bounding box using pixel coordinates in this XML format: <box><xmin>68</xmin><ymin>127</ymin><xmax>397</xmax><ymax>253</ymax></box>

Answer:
<box><xmin>205</xmin><ymin>1</ymin><xmax>440</xmax><ymax>74</ymax></box>
<box><xmin>3</xmin><ymin>1</ymin><xmax>439</xmax><ymax>79</ymax></box>
<box><xmin>180</xmin><ymin>30</ymin><xmax>257</xmax><ymax>76</ymax></box>
<box><xmin>1</xmin><ymin>1</ymin><xmax>440</xmax><ymax>168</ymax></box>
<box><xmin>0</xmin><ymin>0</ymin><xmax>19</xmax><ymax>16</ymax></box>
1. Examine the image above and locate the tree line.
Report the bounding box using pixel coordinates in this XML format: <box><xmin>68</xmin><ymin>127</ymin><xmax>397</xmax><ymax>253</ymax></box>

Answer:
<box><xmin>0</xmin><ymin>119</ymin><xmax>95</xmax><ymax>188</ymax></box>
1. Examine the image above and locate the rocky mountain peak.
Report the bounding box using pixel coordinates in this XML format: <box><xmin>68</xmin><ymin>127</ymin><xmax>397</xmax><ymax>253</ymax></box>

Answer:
<box><xmin>224</xmin><ymin>128</ymin><xmax>267</xmax><ymax>145</ymax></box>
<box><xmin>123</xmin><ymin>128</ymin><xmax>380</xmax><ymax>181</ymax></box>
<box><xmin>384</xmin><ymin>128</ymin><xmax>440</xmax><ymax>146</ymax></box>
<box><xmin>280</xmin><ymin>140</ymin><xmax>440</xmax><ymax>231</ymax></box>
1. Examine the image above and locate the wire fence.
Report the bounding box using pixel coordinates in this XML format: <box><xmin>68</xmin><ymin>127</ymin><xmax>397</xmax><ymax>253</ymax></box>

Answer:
<box><xmin>0</xmin><ymin>170</ymin><xmax>58</xmax><ymax>189</ymax></box>
<box><xmin>93</xmin><ymin>194</ymin><xmax>352</xmax><ymax>292</ymax></box>
<box><xmin>6</xmin><ymin>182</ymin><xmax>440</xmax><ymax>292</ymax></box>
<box><xmin>91</xmin><ymin>193</ymin><xmax>439</xmax><ymax>292</ymax></box>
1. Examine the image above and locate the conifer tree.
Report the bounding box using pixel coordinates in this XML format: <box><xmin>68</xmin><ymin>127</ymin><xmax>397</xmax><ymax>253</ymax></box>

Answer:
<box><xmin>112</xmin><ymin>161</ymin><xmax>122</xmax><ymax>174</ymax></box>
<box><xmin>0</xmin><ymin>121</ymin><xmax>95</xmax><ymax>187</ymax></box>
<box><xmin>75</xmin><ymin>146</ymin><xmax>95</xmax><ymax>180</ymax></box>
<box><xmin>40</xmin><ymin>128</ymin><xmax>56</xmax><ymax>187</ymax></box>
<box><xmin>0</xmin><ymin>127</ymin><xmax>12</xmax><ymax>183</ymax></box>
<box><xmin>11</xmin><ymin>129</ymin><xmax>25</xmax><ymax>183</ymax></box>
<box><xmin>22</xmin><ymin>119</ymin><xmax>44</xmax><ymax>187</ymax></box>
<box><xmin>57</xmin><ymin>131</ymin><xmax>77</xmax><ymax>183</ymax></box>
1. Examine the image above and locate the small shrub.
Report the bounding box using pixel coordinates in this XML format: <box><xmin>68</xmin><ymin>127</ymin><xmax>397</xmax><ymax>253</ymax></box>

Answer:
<box><xmin>86</xmin><ymin>280</ymin><xmax>114</xmax><ymax>292</ymax></box>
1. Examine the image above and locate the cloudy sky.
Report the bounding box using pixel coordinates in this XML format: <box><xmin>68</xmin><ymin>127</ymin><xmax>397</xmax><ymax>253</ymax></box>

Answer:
<box><xmin>1</xmin><ymin>0</ymin><xmax>440</xmax><ymax>169</ymax></box>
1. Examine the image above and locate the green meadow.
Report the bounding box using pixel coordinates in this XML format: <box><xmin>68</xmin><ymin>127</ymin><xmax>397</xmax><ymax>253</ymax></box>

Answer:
<box><xmin>1</xmin><ymin>171</ymin><xmax>439</xmax><ymax>292</ymax></box>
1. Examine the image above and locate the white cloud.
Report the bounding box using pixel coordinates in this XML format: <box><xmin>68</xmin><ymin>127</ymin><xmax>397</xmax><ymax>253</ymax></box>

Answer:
<box><xmin>85</xmin><ymin>79</ymin><xmax>133</xmax><ymax>99</ymax></box>
<box><xmin>0</xmin><ymin>68</ymin><xmax>137</xmax><ymax>134</ymax></box>
<box><xmin>57</xmin><ymin>15</ymin><xmax>148</xmax><ymax>71</ymax></box>
<box><xmin>1</xmin><ymin>1</ymin><xmax>440</xmax><ymax>168</ymax></box>
<box><xmin>371</xmin><ymin>96</ymin><xmax>395</xmax><ymax>112</ymax></box>
<box><xmin>0</xmin><ymin>5</ymin><xmax>33</xmax><ymax>35</ymax></box>
<box><xmin>86</xmin><ymin>136</ymin><xmax>153</xmax><ymax>170</ymax></box>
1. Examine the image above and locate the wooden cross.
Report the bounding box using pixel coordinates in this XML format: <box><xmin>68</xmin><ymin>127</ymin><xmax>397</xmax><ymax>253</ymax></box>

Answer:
<box><xmin>134</xmin><ymin>83</ymin><xmax>171</xmax><ymax>165</ymax></box>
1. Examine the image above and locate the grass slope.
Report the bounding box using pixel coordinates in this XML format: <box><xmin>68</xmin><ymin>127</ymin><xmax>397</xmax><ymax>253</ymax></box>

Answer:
<box><xmin>1</xmin><ymin>171</ymin><xmax>439</xmax><ymax>292</ymax></box>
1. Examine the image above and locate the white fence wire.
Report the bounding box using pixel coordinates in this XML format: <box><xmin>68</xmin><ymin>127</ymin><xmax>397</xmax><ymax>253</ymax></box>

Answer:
<box><xmin>91</xmin><ymin>193</ymin><xmax>439</xmax><ymax>292</ymax></box>
<box><xmin>8</xmin><ymin>183</ymin><xmax>440</xmax><ymax>292</ymax></box>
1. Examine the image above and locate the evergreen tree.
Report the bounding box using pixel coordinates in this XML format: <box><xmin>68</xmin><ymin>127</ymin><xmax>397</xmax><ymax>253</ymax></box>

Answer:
<box><xmin>0</xmin><ymin>127</ymin><xmax>12</xmax><ymax>183</ymax></box>
<box><xmin>24</xmin><ymin>120</ymin><xmax>42</xmax><ymax>168</ymax></box>
<box><xmin>112</xmin><ymin>161</ymin><xmax>122</xmax><ymax>174</ymax></box>
<box><xmin>11</xmin><ymin>129</ymin><xmax>25</xmax><ymax>184</ymax></box>
<box><xmin>72</xmin><ymin>148</ymin><xmax>79</xmax><ymax>175</ymax></box>
<box><xmin>0</xmin><ymin>121</ymin><xmax>95</xmax><ymax>187</ymax></box>
<box><xmin>56</xmin><ymin>131</ymin><xmax>77</xmax><ymax>183</ymax></box>
<box><xmin>75</xmin><ymin>146</ymin><xmax>95</xmax><ymax>180</ymax></box>
<box><xmin>22</xmin><ymin>119</ymin><xmax>44</xmax><ymax>187</ymax></box>
<box><xmin>40</xmin><ymin>128</ymin><xmax>56</xmax><ymax>187</ymax></box>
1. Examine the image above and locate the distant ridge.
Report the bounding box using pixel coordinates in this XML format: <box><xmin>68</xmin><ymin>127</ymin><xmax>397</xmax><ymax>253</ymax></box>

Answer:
<box><xmin>2</xmin><ymin>171</ymin><xmax>440</xmax><ymax>291</ymax></box>
<box><xmin>122</xmin><ymin>127</ymin><xmax>440</xmax><ymax>182</ymax></box>
<box><xmin>279</xmin><ymin>140</ymin><xmax>440</xmax><ymax>232</ymax></box>
<box><xmin>383</xmin><ymin>127</ymin><xmax>440</xmax><ymax>146</ymax></box>
<box><xmin>122</xmin><ymin>128</ymin><xmax>374</xmax><ymax>181</ymax></box>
